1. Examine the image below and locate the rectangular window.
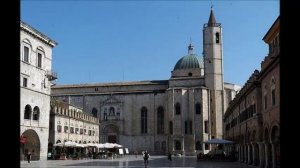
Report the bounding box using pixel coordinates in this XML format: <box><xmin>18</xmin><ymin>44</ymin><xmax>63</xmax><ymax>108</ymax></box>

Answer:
<box><xmin>70</xmin><ymin>127</ymin><xmax>74</xmax><ymax>134</ymax></box>
<box><xmin>80</xmin><ymin>128</ymin><xmax>83</xmax><ymax>135</ymax></box>
<box><xmin>204</xmin><ymin>120</ymin><xmax>208</xmax><ymax>133</ymax></box>
<box><xmin>24</xmin><ymin>46</ymin><xmax>29</xmax><ymax>62</ymax></box>
<box><xmin>75</xmin><ymin>128</ymin><xmax>79</xmax><ymax>134</ymax></box>
<box><xmin>64</xmin><ymin>126</ymin><xmax>68</xmax><ymax>133</ymax></box>
<box><xmin>272</xmin><ymin>89</ymin><xmax>276</xmax><ymax>106</ymax></box>
<box><xmin>84</xmin><ymin>129</ymin><xmax>86</xmax><ymax>134</ymax></box>
<box><xmin>37</xmin><ymin>53</ymin><xmax>42</xmax><ymax>68</ymax></box>
<box><xmin>88</xmin><ymin>130</ymin><xmax>92</xmax><ymax>136</ymax></box>
<box><xmin>57</xmin><ymin>125</ymin><xmax>62</xmax><ymax>133</ymax></box>
<box><xmin>23</xmin><ymin>77</ymin><xmax>28</xmax><ymax>87</ymax></box>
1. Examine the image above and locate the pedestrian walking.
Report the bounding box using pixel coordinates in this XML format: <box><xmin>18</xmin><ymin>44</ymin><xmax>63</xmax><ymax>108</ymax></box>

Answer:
<box><xmin>27</xmin><ymin>152</ymin><xmax>31</xmax><ymax>163</ymax></box>
<box><xmin>168</xmin><ymin>152</ymin><xmax>172</xmax><ymax>161</ymax></box>
<box><xmin>143</xmin><ymin>150</ymin><xmax>150</xmax><ymax>166</ymax></box>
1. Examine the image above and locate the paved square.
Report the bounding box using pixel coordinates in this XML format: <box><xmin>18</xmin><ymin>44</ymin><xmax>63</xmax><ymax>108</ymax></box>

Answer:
<box><xmin>21</xmin><ymin>155</ymin><xmax>256</xmax><ymax>168</ymax></box>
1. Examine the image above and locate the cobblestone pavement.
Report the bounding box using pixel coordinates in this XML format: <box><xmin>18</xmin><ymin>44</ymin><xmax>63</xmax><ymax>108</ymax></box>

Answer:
<box><xmin>21</xmin><ymin>155</ymin><xmax>257</xmax><ymax>168</ymax></box>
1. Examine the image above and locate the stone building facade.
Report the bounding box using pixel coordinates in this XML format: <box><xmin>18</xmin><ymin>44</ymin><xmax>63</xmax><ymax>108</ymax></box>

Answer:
<box><xmin>20</xmin><ymin>21</ymin><xmax>57</xmax><ymax>160</ymax></box>
<box><xmin>223</xmin><ymin>16</ymin><xmax>280</xmax><ymax>168</ymax></box>
<box><xmin>51</xmin><ymin>9</ymin><xmax>240</xmax><ymax>156</ymax></box>
<box><xmin>48</xmin><ymin>100</ymin><xmax>100</xmax><ymax>153</ymax></box>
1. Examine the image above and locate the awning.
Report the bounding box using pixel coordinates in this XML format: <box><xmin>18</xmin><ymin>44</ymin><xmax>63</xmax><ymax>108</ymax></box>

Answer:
<box><xmin>203</xmin><ymin>138</ymin><xmax>235</xmax><ymax>144</ymax></box>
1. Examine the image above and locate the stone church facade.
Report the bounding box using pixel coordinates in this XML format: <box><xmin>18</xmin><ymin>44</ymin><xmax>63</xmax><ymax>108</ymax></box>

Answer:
<box><xmin>51</xmin><ymin>9</ymin><xmax>239</xmax><ymax>156</ymax></box>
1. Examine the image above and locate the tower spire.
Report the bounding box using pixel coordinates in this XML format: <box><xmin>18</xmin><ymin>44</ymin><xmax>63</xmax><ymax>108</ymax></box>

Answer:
<box><xmin>208</xmin><ymin>6</ymin><xmax>216</xmax><ymax>27</ymax></box>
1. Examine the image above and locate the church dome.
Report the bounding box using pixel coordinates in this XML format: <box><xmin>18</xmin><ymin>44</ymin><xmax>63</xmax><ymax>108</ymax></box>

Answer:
<box><xmin>173</xmin><ymin>54</ymin><xmax>204</xmax><ymax>70</ymax></box>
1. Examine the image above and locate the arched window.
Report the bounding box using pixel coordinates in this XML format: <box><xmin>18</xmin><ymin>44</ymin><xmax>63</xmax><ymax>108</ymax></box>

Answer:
<box><xmin>195</xmin><ymin>103</ymin><xmax>201</xmax><ymax>114</ymax></box>
<box><xmin>196</xmin><ymin>141</ymin><xmax>202</xmax><ymax>150</ymax></box>
<box><xmin>33</xmin><ymin>106</ymin><xmax>40</xmax><ymax>120</ymax></box>
<box><xmin>175</xmin><ymin>103</ymin><xmax>181</xmax><ymax>115</ymax></box>
<box><xmin>92</xmin><ymin>108</ymin><xmax>98</xmax><ymax>117</ymax></box>
<box><xmin>109</xmin><ymin>107</ymin><xmax>115</xmax><ymax>116</ymax></box>
<box><xmin>141</xmin><ymin>107</ymin><xmax>148</xmax><ymax>134</ymax></box>
<box><xmin>175</xmin><ymin>140</ymin><xmax>181</xmax><ymax>150</ymax></box>
<box><xmin>24</xmin><ymin>105</ymin><xmax>32</xmax><ymax>119</ymax></box>
<box><xmin>157</xmin><ymin>106</ymin><xmax>164</xmax><ymax>134</ymax></box>
<box><xmin>216</xmin><ymin>32</ymin><xmax>220</xmax><ymax>43</ymax></box>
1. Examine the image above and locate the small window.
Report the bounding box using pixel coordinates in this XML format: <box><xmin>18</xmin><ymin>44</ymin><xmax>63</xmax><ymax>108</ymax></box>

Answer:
<box><xmin>188</xmin><ymin>72</ymin><xmax>192</xmax><ymax>76</ymax></box>
<box><xmin>37</xmin><ymin>53</ymin><xmax>42</xmax><ymax>68</ymax></box>
<box><xmin>23</xmin><ymin>78</ymin><xmax>28</xmax><ymax>87</ymax></box>
<box><xmin>216</xmin><ymin>32</ymin><xmax>220</xmax><ymax>43</ymax></box>
<box><xmin>195</xmin><ymin>103</ymin><xmax>201</xmax><ymax>114</ymax></box>
<box><xmin>272</xmin><ymin>89</ymin><xmax>276</xmax><ymax>106</ymax></box>
<box><xmin>92</xmin><ymin>108</ymin><xmax>98</xmax><ymax>117</ymax></box>
<box><xmin>57</xmin><ymin>125</ymin><xmax>62</xmax><ymax>133</ymax></box>
<box><xmin>175</xmin><ymin>103</ymin><xmax>181</xmax><ymax>115</ymax></box>
<box><xmin>204</xmin><ymin>120</ymin><xmax>208</xmax><ymax>133</ymax></box>
<box><xmin>64</xmin><ymin>126</ymin><xmax>68</xmax><ymax>133</ymax></box>
<box><xmin>70</xmin><ymin>127</ymin><xmax>74</xmax><ymax>134</ymax></box>
<box><xmin>264</xmin><ymin>95</ymin><xmax>267</xmax><ymax>110</ymax></box>
<box><xmin>23</xmin><ymin>46</ymin><xmax>29</xmax><ymax>62</ymax></box>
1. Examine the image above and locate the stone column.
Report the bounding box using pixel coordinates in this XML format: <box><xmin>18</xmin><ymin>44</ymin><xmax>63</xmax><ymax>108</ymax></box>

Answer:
<box><xmin>271</xmin><ymin>143</ymin><xmax>276</xmax><ymax>168</ymax></box>
<box><xmin>258</xmin><ymin>142</ymin><xmax>265</xmax><ymax>168</ymax></box>
<box><xmin>240</xmin><ymin>145</ymin><xmax>244</xmax><ymax>162</ymax></box>
<box><xmin>252</xmin><ymin>143</ymin><xmax>257</xmax><ymax>166</ymax></box>
<box><xmin>264</xmin><ymin>143</ymin><xmax>270</xmax><ymax>168</ymax></box>
<box><xmin>244</xmin><ymin>144</ymin><xmax>248</xmax><ymax>163</ymax></box>
<box><xmin>238</xmin><ymin>145</ymin><xmax>241</xmax><ymax>162</ymax></box>
<box><xmin>247</xmin><ymin>144</ymin><xmax>251</xmax><ymax>164</ymax></box>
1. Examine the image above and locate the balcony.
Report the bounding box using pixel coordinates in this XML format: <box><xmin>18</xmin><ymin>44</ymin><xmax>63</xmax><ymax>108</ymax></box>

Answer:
<box><xmin>46</xmin><ymin>70</ymin><xmax>58</xmax><ymax>81</ymax></box>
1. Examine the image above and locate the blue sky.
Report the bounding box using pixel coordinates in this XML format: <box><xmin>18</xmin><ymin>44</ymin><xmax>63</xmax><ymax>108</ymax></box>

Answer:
<box><xmin>21</xmin><ymin>0</ymin><xmax>279</xmax><ymax>86</ymax></box>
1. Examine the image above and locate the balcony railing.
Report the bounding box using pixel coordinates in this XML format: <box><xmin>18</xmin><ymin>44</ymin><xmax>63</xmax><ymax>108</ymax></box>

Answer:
<box><xmin>46</xmin><ymin>70</ymin><xmax>58</xmax><ymax>81</ymax></box>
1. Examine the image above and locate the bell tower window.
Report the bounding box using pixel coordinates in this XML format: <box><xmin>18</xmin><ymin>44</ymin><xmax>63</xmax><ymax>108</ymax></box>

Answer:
<box><xmin>216</xmin><ymin>32</ymin><xmax>220</xmax><ymax>43</ymax></box>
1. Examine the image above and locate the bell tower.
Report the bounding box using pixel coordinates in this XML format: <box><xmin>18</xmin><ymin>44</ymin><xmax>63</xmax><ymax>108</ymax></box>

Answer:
<box><xmin>203</xmin><ymin>7</ymin><xmax>225</xmax><ymax>139</ymax></box>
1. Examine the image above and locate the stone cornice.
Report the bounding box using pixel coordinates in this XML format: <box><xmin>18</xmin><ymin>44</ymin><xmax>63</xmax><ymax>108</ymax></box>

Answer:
<box><xmin>21</xmin><ymin>21</ymin><xmax>58</xmax><ymax>47</ymax></box>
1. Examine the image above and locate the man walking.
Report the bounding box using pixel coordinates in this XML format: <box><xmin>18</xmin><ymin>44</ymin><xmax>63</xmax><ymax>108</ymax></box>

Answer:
<box><xmin>143</xmin><ymin>150</ymin><xmax>149</xmax><ymax>166</ymax></box>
